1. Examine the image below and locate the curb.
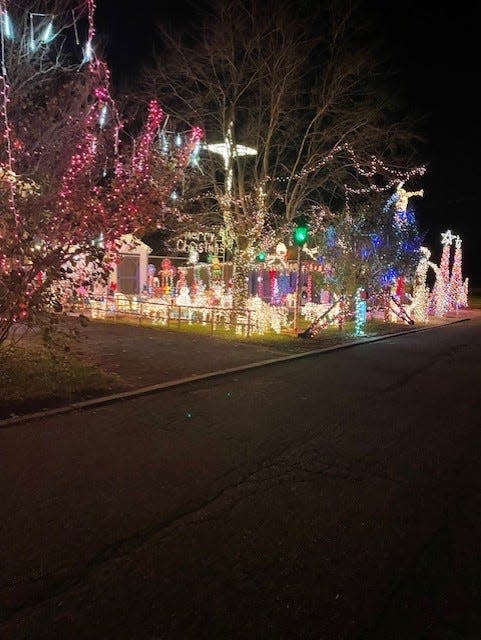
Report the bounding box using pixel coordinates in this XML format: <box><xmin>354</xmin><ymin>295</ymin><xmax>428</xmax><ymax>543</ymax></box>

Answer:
<box><xmin>0</xmin><ymin>317</ymin><xmax>470</xmax><ymax>428</ymax></box>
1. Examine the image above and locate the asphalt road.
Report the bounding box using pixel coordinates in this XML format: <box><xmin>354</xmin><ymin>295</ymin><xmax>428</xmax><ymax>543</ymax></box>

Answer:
<box><xmin>1</xmin><ymin>316</ymin><xmax>481</xmax><ymax>639</ymax></box>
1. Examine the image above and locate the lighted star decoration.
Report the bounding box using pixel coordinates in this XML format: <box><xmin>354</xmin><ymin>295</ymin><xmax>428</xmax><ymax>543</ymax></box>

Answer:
<box><xmin>441</xmin><ymin>230</ymin><xmax>455</xmax><ymax>246</ymax></box>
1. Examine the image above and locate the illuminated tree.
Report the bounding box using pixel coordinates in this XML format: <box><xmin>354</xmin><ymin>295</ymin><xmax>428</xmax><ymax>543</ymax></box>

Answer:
<box><xmin>0</xmin><ymin>1</ymin><xmax>201</xmax><ymax>345</ymax></box>
<box><xmin>312</xmin><ymin>189</ymin><xmax>422</xmax><ymax>298</ymax></box>
<box><xmin>143</xmin><ymin>0</ymin><xmax>420</xmax><ymax>309</ymax></box>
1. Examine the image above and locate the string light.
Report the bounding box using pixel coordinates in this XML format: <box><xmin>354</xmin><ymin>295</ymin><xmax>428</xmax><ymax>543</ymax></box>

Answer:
<box><xmin>39</xmin><ymin>19</ymin><xmax>54</xmax><ymax>44</ymax></box>
<box><xmin>98</xmin><ymin>103</ymin><xmax>107</xmax><ymax>128</ymax></box>
<box><xmin>1</xmin><ymin>9</ymin><xmax>13</xmax><ymax>39</ymax></box>
<box><xmin>354</xmin><ymin>288</ymin><xmax>367</xmax><ymax>336</ymax></box>
<box><xmin>84</xmin><ymin>0</ymin><xmax>96</xmax><ymax>64</ymax></box>
<box><xmin>0</xmin><ymin>0</ymin><xmax>18</xmax><ymax>225</ymax></box>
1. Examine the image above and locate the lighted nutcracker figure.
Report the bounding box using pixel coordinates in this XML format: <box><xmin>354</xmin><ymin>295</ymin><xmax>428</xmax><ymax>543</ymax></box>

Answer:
<box><xmin>159</xmin><ymin>258</ymin><xmax>176</xmax><ymax>297</ymax></box>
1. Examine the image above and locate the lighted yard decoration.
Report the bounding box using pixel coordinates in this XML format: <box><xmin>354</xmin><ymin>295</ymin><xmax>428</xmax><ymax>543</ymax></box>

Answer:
<box><xmin>432</xmin><ymin>229</ymin><xmax>455</xmax><ymax>316</ymax></box>
<box><xmin>449</xmin><ymin>234</ymin><xmax>467</xmax><ymax>310</ymax></box>
<box><xmin>408</xmin><ymin>247</ymin><xmax>436</xmax><ymax>323</ymax></box>
<box><xmin>144</xmin><ymin>0</ymin><xmax>429</xmax><ymax>320</ymax></box>
<box><xmin>427</xmin><ymin>230</ymin><xmax>468</xmax><ymax>316</ymax></box>
<box><xmin>393</xmin><ymin>181</ymin><xmax>424</xmax><ymax>227</ymax></box>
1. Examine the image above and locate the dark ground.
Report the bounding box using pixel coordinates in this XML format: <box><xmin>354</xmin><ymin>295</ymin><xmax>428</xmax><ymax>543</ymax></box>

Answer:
<box><xmin>1</xmin><ymin>311</ymin><xmax>481</xmax><ymax>638</ymax></box>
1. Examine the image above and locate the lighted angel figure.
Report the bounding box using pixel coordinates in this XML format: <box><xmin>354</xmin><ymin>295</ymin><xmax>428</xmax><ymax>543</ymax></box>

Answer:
<box><xmin>394</xmin><ymin>181</ymin><xmax>424</xmax><ymax>212</ymax></box>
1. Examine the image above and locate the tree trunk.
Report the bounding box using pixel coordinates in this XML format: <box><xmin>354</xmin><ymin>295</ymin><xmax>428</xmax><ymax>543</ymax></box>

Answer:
<box><xmin>232</xmin><ymin>248</ymin><xmax>251</xmax><ymax>311</ymax></box>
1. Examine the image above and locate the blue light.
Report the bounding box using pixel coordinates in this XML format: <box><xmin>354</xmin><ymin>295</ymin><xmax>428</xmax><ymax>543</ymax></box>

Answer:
<box><xmin>383</xmin><ymin>193</ymin><xmax>398</xmax><ymax>214</ymax></box>
<box><xmin>326</xmin><ymin>225</ymin><xmax>336</xmax><ymax>247</ymax></box>
<box><xmin>371</xmin><ymin>234</ymin><xmax>381</xmax><ymax>248</ymax></box>
<box><xmin>2</xmin><ymin>12</ymin><xmax>14</xmax><ymax>39</ymax></box>
<box><xmin>170</xmin><ymin>190</ymin><xmax>178</xmax><ymax>201</ymax></box>
<box><xmin>380</xmin><ymin>267</ymin><xmax>397</xmax><ymax>286</ymax></box>
<box><xmin>175</xmin><ymin>133</ymin><xmax>182</xmax><ymax>146</ymax></box>
<box><xmin>355</xmin><ymin>288</ymin><xmax>367</xmax><ymax>336</ymax></box>
<box><xmin>360</xmin><ymin>246</ymin><xmax>370</xmax><ymax>260</ymax></box>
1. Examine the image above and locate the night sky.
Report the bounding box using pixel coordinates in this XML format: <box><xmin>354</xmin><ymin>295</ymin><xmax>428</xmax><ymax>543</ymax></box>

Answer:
<box><xmin>95</xmin><ymin>1</ymin><xmax>481</xmax><ymax>285</ymax></box>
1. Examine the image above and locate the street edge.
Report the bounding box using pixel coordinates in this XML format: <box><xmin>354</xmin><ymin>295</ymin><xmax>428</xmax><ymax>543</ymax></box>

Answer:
<box><xmin>0</xmin><ymin>317</ymin><xmax>470</xmax><ymax>428</ymax></box>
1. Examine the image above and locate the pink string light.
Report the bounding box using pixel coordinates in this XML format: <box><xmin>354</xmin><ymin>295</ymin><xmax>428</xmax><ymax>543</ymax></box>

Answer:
<box><xmin>0</xmin><ymin>0</ymin><xmax>19</xmax><ymax>226</ymax></box>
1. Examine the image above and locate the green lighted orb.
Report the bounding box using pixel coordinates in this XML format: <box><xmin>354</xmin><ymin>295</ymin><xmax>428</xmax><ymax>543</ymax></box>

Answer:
<box><xmin>293</xmin><ymin>224</ymin><xmax>308</xmax><ymax>246</ymax></box>
<box><xmin>256</xmin><ymin>251</ymin><xmax>266</xmax><ymax>262</ymax></box>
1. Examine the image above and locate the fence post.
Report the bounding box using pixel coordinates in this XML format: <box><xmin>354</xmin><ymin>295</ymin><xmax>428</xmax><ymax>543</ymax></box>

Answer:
<box><xmin>247</xmin><ymin>309</ymin><xmax>251</xmax><ymax>337</ymax></box>
<box><xmin>177</xmin><ymin>305</ymin><xmax>181</xmax><ymax>329</ymax></box>
<box><xmin>210</xmin><ymin>309</ymin><xmax>214</xmax><ymax>336</ymax></box>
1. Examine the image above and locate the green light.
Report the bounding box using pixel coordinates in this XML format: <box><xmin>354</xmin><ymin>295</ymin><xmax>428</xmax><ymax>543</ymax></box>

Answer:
<box><xmin>256</xmin><ymin>251</ymin><xmax>266</xmax><ymax>262</ymax></box>
<box><xmin>293</xmin><ymin>223</ymin><xmax>308</xmax><ymax>246</ymax></box>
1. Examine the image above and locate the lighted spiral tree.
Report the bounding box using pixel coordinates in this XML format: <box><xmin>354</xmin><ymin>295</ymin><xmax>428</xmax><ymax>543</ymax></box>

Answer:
<box><xmin>449</xmin><ymin>235</ymin><xmax>464</xmax><ymax>310</ymax></box>
<box><xmin>431</xmin><ymin>230</ymin><xmax>454</xmax><ymax>317</ymax></box>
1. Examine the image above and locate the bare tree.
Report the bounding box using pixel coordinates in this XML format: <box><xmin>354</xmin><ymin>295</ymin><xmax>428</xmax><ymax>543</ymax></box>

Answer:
<box><xmin>142</xmin><ymin>0</ymin><xmax>421</xmax><ymax>308</ymax></box>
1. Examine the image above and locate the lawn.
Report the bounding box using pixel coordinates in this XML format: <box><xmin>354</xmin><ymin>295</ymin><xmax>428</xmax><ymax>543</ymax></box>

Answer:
<box><xmin>0</xmin><ymin>345</ymin><xmax>118</xmax><ymax>420</ymax></box>
<box><xmin>468</xmin><ymin>288</ymin><xmax>481</xmax><ymax>309</ymax></box>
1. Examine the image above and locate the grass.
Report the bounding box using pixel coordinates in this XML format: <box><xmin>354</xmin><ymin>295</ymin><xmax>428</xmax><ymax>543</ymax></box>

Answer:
<box><xmin>0</xmin><ymin>345</ymin><xmax>118</xmax><ymax>419</ymax></box>
<box><xmin>93</xmin><ymin>313</ymin><xmax>424</xmax><ymax>356</ymax></box>
<box><xmin>468</xmin><ymin>288</ymin><xmax>481</xmax><ymax>309</ymax></box>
